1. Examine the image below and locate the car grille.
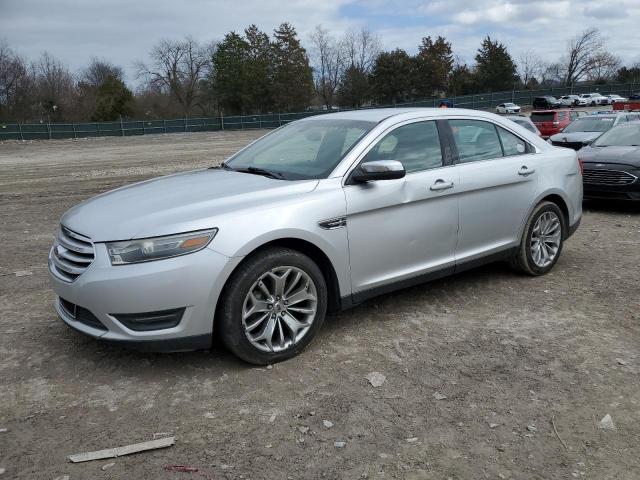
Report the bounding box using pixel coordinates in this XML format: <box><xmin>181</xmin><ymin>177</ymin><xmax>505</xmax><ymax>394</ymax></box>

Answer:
<box><xmin>50</xmin><ymin>226</ymin><xmax>95</xmax><ymax>282</ymax></box>
<box><xmin>552</xmin><ymin>141</ymin><xmax>584</xmax><ymax>151</ymax></box>
<box><xmin>582</xmin><ymin>169</ymin><xmax>638</xmax><ymax>186</ymax></box>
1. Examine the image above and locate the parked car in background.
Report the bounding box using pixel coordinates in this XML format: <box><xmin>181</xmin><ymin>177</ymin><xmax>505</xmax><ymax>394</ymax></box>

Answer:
<box><xmin>496</xmin><ymin>102</ymin><xmax>521</xmax><ymax>114</ymax></box>
<box><xmin>578</xmin><ymin>122</ymin><xmax>640</xmax><ymax>201</ymax></box>
<box><xmin>549</xmin><ymin>113</ymin><xmax>639</xmax><ymax>150</ymax></box>
<box><xmin>560</xmin><ymin>95</ymin><xmax>587</xmax><ymax>107</ymax></box>
<box><xmin>505</xmin><ymin>115</ymin><xmax>541</xmax><ymax>136</ymax></box>
<box><xmin>606</xmin><ymin>94</ymin><xmax>628</xmax><ymax>104</ymax></box>
<box><xmin>531</xmin><ymin>109</ymin><xmax>586</xmax><ymax>139</ymax></box>
<box><xmin>533</xmin><ymin>96</ymin><xmax>561</xmax><ymax>109</ymax></box>
<box><xmin>629</xmin><ymin>92</ymin><xmax>640</xmax><ymax>100</ymax></box>
<box><xmin>48</xmin><ymin>108</ymin><xmax>583</xmax><ymax>363</ymax></box>
<box><xmin>580</xmin><ymin>93</ymin><xmax>608</xmax><ymax>106</ymax></box>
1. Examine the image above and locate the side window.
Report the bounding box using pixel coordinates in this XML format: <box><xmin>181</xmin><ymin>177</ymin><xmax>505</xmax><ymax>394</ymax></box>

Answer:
<box><xmin>497</xmin><ymin>126</ymin><xmax>528</xmax><ymax>156</ymax></box>
<box><xmin>557</xmin><ymin>112</ymin><xmax>567</xmax><ymax>121</ymax></box>
<box><xmin>449</xmin><ymin>119</ymin><xmax>503</xmax><ymax>163</ymax></box>
<box><xmin>570</xmin><ymin>111</ymin><xmax>579</xmax><ymax>120</ymax></box>
<box><xmin>618</xmin><ymin>116</ymin><xmax>628</xmax><ymax>124</ymax></box>
<box><xmin>362</xmin><ymin>121</ymin><xmax>443</xmax><ymax>173</ymax></box>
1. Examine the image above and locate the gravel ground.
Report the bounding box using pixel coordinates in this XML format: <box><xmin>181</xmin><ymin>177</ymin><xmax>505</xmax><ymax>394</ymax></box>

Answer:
<box><xmin>1</xmin><ymin>131</ymin><xmax>639</xmax><ymax>479</ymax></box>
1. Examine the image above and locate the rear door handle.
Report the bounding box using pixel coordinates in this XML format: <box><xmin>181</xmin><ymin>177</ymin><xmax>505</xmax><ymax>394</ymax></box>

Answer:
<box><xmin>518</xmin><ymin>166</ymin><xmax>536</xmax><ymax>176</ymax></box>
<box><xmin>430</xmin><ymin>179</ymin><xmax>454</xmax><ymax>191</ymax></box>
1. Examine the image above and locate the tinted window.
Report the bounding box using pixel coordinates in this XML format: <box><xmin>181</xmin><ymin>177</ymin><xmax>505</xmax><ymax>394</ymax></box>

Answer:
<box><xmin>531</xmin><ymin>112</ymin><xmax>555</xmax><ymax>123</ymax></box>
<box><xmin>498</xmin><ymin>127</ymin><xmax>528</xmax><ymax>156</ymax></box>
<box><xmin>449</xmin><ymin>119</ymin><xmax>503</xmax><ymax>163</ymax></box>
<box><xmin>362</xmin><ymin>121</ymin><xmax>443</xmax><ymax>173</ymax></box>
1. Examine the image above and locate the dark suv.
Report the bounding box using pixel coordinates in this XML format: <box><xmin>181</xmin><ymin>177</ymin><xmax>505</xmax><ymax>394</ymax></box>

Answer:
<box><xmin>533</xmin><ymin>96</ymin><xmax>561</xmax><ymax>109</ymax></box>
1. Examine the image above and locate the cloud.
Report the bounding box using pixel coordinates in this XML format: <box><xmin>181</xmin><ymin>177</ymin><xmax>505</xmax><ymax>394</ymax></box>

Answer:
<box><xmin>1</xmin><ymin>0</ymin><xmax>638</xmax><ymax>85</ymax></box>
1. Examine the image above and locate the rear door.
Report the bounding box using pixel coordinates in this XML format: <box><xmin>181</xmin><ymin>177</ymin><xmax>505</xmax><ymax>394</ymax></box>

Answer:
<box><xmin>445</xmin><ymin>118</ymin><xmax>539</xmax><ymax>265</ymax></box>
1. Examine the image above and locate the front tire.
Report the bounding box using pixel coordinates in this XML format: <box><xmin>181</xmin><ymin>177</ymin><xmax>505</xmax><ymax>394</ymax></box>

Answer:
<box><xmin>511</xmin><ymin>201</ymin><xmax>565</xmax><ymax>276</ymax></box>
<box><xmin>218</xmin><ymin>247</ymin><xmax>327</xmax><ymax>365</ymax></box>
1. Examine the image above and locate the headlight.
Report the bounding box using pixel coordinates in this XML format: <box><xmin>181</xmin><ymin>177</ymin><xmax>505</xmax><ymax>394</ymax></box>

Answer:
<box><xmin>106</xmin><ymin>229</ymin><xmax>218</xmax><ymax>265</ymax></box>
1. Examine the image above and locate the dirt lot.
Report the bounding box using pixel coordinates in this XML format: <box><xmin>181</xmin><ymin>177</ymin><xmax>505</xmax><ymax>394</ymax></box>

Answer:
<box><xmin>1</xmin><ymin>131</ymin><xmax>639</xmax><ymax>479</ymax></box>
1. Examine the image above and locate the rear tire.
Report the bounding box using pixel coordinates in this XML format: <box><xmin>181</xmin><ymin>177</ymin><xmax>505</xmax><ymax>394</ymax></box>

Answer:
<box><xmin>218</xmin><ymin>247</ymin><xmax>327</xmax><ymax>365</ymax></box>
<box><xmin>511</xmin><ymin>201</ymin><xmax>565</xmax><ymax>276</ymax></box>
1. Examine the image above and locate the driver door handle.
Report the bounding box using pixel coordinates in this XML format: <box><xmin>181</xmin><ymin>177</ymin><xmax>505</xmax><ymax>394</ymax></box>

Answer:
<box><xmin>518</xmin><ymin>166</ymin><xmax>536</xmax><ymax>176</ymax></box>
<box><xmin>430</xmin><ymin>179</ymin><xmax>454</xmax><ymax>191</ymax></box>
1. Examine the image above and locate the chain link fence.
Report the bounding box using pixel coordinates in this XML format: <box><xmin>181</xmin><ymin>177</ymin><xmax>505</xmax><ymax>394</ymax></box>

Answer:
<box><xmin>1</xmin><ymin>83</ymin><xmax>637</xmax><ymax>141</ymax></box>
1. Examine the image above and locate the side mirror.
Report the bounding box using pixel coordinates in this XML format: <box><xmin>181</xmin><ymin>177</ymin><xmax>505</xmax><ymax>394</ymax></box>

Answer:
<box><xmin>351</xmin><ymin>160</ymin><xmax>406</xmax><ymax>183</ymax></box>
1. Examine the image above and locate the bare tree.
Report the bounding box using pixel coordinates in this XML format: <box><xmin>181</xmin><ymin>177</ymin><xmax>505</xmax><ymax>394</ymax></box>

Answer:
<box><xmin>136</xmin><ymin>37</ymin><xmax>213</xmax><ymax>115</ymax></box>
<box><xmin>587</xmin><ymin>51</ymin><xmax>622</xmax><ymax>83</ymax></box>
<box><xmin>561</xmin><ymin>27</ymin><xmax>604</xmax><ymax>85</ymax></box>
<box><xmin>309</xmin><ymin>25</ymin><xmax>344</xmax><ymax>109</ymax></box>
<box><xmin>540</xmin><ymin>62</ymin><xmax>564</xmax><ymax>86</ymax></box>
<box><xmin>31</xmin><ymin>52</ymin><xmax>75</xmax><ymax>121</ymax></box>
<box><xmin>81</xmin><ymin>58</ymin><xmax>124</xmax><ymax>87</ymax></box>
<box><xmin>341</xmin><ymin>27</ymin><xmax>381</xmax><ymax>71</ymax></box>
<box><xmin>517</xmin><ymin>50</ymin><xmax>544</xmax><ymax>87</ymax></box>
<box><xmin>0</xmin><ymin>41</ymin><xmax>33</xmax><ymax>121</ymax></box>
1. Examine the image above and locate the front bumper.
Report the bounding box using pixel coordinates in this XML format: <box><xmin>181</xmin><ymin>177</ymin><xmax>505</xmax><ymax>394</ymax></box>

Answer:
<box><xmin>49</xmin><ymin>243</ymin><xmax>243</xmax><ymax>351</ymax></box>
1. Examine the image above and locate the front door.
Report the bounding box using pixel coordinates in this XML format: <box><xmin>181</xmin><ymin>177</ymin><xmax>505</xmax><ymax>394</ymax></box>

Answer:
<box><xmin>344</xmin><ymin>120</ymin><xmax>460</xmax><ymax>298</ymax></box>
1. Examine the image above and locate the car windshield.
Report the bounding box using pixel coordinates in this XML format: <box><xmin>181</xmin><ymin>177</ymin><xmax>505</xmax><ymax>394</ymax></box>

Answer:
<box><xmin>504</xmin><ymin>103</ymin><xmax>516</xmax><ymax>107</ymax></box>
<box><xmin>225</xmin><ymin>119</ymin><xmax>375</xmax><ymax>180</ymax></box>
<box><xmin>593</xmin><ymin>125</ymin><xmax>640</xmax><ymax>147</ymax></box>
<box><xmin>563</xmin><ymin>117</ymin><xmax>616</xmax><ymax>133</ymax></box>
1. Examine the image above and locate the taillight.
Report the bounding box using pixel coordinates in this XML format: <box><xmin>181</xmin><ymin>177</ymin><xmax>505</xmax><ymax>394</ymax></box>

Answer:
<box><xmin>578</xmin><ymin>158</ymin><xmax>584</xmax><ymax>174</ymax></box>
<box><xmin>553</xmin><ymin>121</ymin><xmax>559</xmax><ymax>127</ymax></box>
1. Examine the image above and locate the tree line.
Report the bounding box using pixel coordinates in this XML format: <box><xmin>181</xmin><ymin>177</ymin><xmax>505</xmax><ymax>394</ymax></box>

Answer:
<box><xmin>1</xmin><ymin>25</ymin><xmax>638</xmax><ymax>123</ymax></box>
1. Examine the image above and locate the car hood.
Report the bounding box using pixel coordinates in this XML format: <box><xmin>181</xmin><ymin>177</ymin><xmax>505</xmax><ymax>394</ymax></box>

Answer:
<box><xmin>61</xmin><ymin>169</ymin><xmax>319</xmax><ymax>242</ymax></box>
<box><xmin>550</xmin><ymin>131</ymin><xmax>603</xmax><ymax>143</ymax></box>
<box><xmin>578</xmin><ymin>146</ymin><xmax>640</xmax><ymax>167</ymax></box>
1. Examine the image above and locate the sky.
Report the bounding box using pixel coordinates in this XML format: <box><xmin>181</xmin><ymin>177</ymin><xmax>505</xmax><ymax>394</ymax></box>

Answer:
<box><xmin>2</xmin><ymin>0</ymin><xmax>640</xmax><ymax>85</ymax></box>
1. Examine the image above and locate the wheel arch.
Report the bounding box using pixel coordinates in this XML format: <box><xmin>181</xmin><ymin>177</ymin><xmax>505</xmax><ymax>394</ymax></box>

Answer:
<box><xmin>212</xmin><ymin>236</ymin><xmax>344</xmax><ymax>340</ymax></box>
<box><xmin>518</xmin><ymin>190</ymin><xmax>572</xmax><ymax>241</ymax></box>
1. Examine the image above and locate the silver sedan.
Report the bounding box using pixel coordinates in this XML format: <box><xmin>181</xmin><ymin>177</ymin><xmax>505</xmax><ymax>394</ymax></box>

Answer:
<box><xmin>49</xmin><ymin>108</ymin><xmax>583</xmax><ymax>364</ymax></box>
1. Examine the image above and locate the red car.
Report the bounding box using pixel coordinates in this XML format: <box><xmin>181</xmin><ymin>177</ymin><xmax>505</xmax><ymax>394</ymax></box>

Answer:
<box><xmin>530</xmin><ymin>109</ymin><xmax>586</xmax><ymax>139</ymax></box>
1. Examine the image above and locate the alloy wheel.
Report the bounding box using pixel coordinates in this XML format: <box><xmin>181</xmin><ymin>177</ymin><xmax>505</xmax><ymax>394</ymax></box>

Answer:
<box><xmin>530</xmin><ymin>211</ymin><xmax>562</xmax><ymax>268</ymax></box>
<box><xmin>242</xmin><ymin>266</ymin><xmax>318</xmax><ymax>353</ymax></box>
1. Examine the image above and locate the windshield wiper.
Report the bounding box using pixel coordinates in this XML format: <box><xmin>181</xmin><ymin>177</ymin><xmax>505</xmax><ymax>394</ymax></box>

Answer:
<box><xmin>234</xmin><ymin>166</ymin><xmax>287</xmax><ymax>180</ymax></box>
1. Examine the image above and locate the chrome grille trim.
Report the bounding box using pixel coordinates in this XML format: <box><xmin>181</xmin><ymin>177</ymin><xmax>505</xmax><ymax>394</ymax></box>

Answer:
<box><xmin>582</xmin><ymin>169</ymin><xmax>638</xmax><ymax>186</ymax></box>
<box><xmin>49</xmin><ymin>226</ymin><xmax>95</xmax><ymax>282</ymax></box>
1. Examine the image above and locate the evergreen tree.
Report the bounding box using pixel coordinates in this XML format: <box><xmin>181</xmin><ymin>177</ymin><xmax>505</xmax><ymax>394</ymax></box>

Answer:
<box><xmin>449</xmin><ymin>63</ymin><xmax>476</xmax><ymax>96</ymax></box>
<box><xmin>337</xmin><ymin>65</ymin><xmax>370</xmax><ymax>107</ymax></box>
<box><xmin>211</xmin><ymin>32</ymin><xmax>250</xmax><ymax>114</ymax></box>
<box><xmin>371</xmin><ymin>49</ymin><xmax>414</xmax><ymax>104</ymax></box>
<box><xmin>244</xmin><ymin>25</ymin><xmax>273</xmax><ymax>113</ymax></box>
<box><xmin>414</xmin><ymin>36</ymin><xmax>453</xmax><ymax>97</ymax></box>
<box><xmin>90</xmin><ymin>75</ymin><xmax>133</xmax><ymax>121</ymax></box>
<box><xmin>474</xmin><ymin>36</ymin><xmax>518</xmax><ymax>92</ymax></box>
<box><xmin>271</xmin><ymin>23</ymin><xmax>313</xmax><ymax>112</ymax></box>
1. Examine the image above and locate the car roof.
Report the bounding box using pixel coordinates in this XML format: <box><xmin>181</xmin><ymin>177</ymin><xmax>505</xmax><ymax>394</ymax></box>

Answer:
<box><xmin>300</xmin><ymin>107</ymin><xmax>512</xmax><ymax>124</ymax></box>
